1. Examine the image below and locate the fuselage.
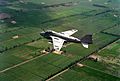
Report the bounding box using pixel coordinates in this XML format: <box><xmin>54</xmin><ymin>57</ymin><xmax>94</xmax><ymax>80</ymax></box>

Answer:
<box><xmin>40</xmin><ymin>30</ymin><xmax>81</xmax><ymax>43</ymax></box>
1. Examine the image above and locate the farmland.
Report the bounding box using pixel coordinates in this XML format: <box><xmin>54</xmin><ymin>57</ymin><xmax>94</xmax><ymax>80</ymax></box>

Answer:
<box><xmin>0</xmin><ymin>0</ymin><xmax>120</xmax><ymax>81</ymax></box>
<box><xmin>51</xmin><ymin>40</ymin><xmax>120</xmax><ymax>81</ymax></box>
<box><xmin>103</xmin><ymin>25</ymin><xmax>120</xmax><ymax>36</ymax></box>
<box><xmin>51</xmin><ymin>66</ymin><xmax>120</xmax><ymax>81</ymax></box>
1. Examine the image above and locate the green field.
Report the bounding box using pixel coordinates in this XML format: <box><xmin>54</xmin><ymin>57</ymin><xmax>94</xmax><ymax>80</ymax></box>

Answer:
<box><xmin>0</xmin><ymin>0</ymin><xmax>120</xmax><ymax>81</ymax></box>
<box><xmin>51</xmin><ymin>40</ymin><xmax>120</xmax><ymax>81</ymax></box>
<box><xmin>51</xmin><ymin>66</ymin><xmax>120</xmax><ymax>81</ymax></box>
<box><xmin>63</xmin><ymin>33</ymin><xmax>118</xmax><ymax>57</ymax></box>
<box><xmin>0</xmin><ymin>54</ymin><xmax>78</xmax><ymax>81</ymax></box>
<box><xmin>81</xmin><ymin>40</ymin><xmax>120</xmax><ymax>78</ymax></box>
<box><xmin>0</xmin><ymin>45</ymin><xmax>40</xmax><ymax>70</ymax></box>
<box><xmin>103</xmin><ymin>25</ymin><xmax>120</xmax><ymax>36</ymax></box>
<box><xmin>51</xmin><ymin>39</ymin><xmax>120</xmax><ymax>80</ymax></box>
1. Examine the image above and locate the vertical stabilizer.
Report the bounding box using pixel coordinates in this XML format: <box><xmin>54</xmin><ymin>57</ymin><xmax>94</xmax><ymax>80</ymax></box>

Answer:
<box><xmin>81</xmin><ymin>34</ymin><xmax>93</xmax><ymax>48</ymax></box>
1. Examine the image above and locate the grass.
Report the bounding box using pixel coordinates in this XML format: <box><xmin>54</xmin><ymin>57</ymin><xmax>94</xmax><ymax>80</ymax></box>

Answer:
<box><xmin>0</xmin><ymin>53</ymin><xmax>79</xmax><ymax>81</ymax></box>
<box><xmin>0</xmin><ymin>27</ymin><xmax>41</xmax><ymax>42</ymax></box>
<box><xmin>1</xmin><ymin>33</ymin><xmax>118</xmax><ymax>80</ymax></box>
<box><xmin>0</xmin><ymin>0</ymin><xmax>120</xmax><ymax>81</ymax></box>
<box><xmin>51</xmin><ymin>65</ymin><xmax>120</xmax><ymax>81</ymax></box>
<box><xmin>0</xmin><ymin>68</ymin><xmax>43</xmax><ymax>81</ymax></box>
<box><xmin>0</xmin><ymin>0</ymin><xmax>101</xmax><ymax>52</ymax></box>
<box><xmin>97</xmin><ymin>39</ymin><xmax>120</xmax><ymax>77</ymax></box>
<box><xmin>0</xmin><ymin>45</ymin><xmax>40</xmax><ymax>71</ymax></box>
<box><xmin>39</xmin><ymin>54</ymin><xmax>79</xmax><ymax>68</ymax></box>
<box><xmin>0</xmin><ymin>31</ymin><xmax>42</xmax><ymax>52</ymax></box>
<box><xmin>82</xmin><ymin>59</ymin><xmax>120</xmax><ymax>78</ymax></box>
<box><xmin>81</xmin><ymin>40</ymin><xmax>120</xmax><ymax>78</ymax></box>
<box><xmin>63</xmin><ymin>33</ymin><xmax>118</xmax><ymax>57</ymax></box>
<box><xmin>1</xmin><ymin>54</ymin><xmax>78</xmax><ymax>80</ymax></box>
<box><xmin>103</xmin><ymin>25</ymin><xmax>120</xmax><ymax>36</ymax></box>
<box><xmin>27</xmin><ymin>39</ymin><xmax>51</xmax><ymax>49</ymax></box>
<box><xmin>0</xmin><ymin>0</ymin><xmax>118</xmax><ymax>53</ymax></box>
<box><xmin>99</xmin><ymin>39</ymin><xmax>120</xmax><ymax>57</ymax></box>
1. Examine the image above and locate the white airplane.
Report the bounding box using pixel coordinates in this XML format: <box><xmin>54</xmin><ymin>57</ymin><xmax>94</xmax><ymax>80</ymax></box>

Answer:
<box><xmin>40</xmin><ymin>29</ymin><xmax>93</xmax><ymax>51</ymax></box>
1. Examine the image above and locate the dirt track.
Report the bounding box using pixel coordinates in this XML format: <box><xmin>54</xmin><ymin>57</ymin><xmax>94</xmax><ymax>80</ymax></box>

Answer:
<box><xmin>46</xmin><ymin>68</ymin><xmax>69</xmax><ymax>81</ymax></box>
<box><xmin>0</xmin><ymin>54</ymin><xmax>46</xmax><ymax>73</ymax></box>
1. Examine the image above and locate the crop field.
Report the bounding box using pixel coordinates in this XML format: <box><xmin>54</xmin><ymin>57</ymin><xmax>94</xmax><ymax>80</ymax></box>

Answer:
<box><xmin>63</xmin><ymin>33</ymin><xmax>118</xmax><ymax>57</ymax></box>
<box><xmin>0</xmin><ymin>54</ymin><xmax>78</xmax><ymax>81</ymax></box>
<box><xmin>0</xmin><ymin>0</ymin><xmax>120</xmax><ymax>81</ymax></box>
<box><xmin>51</xmin><ymin>66</ymin><xmax>120</xmax><ymax>81</ymax></box>
<box><xmin>103</xmin><ymin>25</ymin><xmax>120</xmax><ymax>36</ymax></box>
<box><xmin>97</xmin><ymin>39</ymin><xmax>120</xmax><ymax>77</ymax></box>
<box><xmin>1</xmin><ymin>0</ymin><xmax>113</xmax><ymax>52</ymax></box>
<box><xmin>71</xmin><ymin>40</ymin><xmax>120</xmax><ymax>79</ymax></box>
<box><xmin>51</xmin><ymin>40</ymin><xmax>120</xmax><ymax>81</ymax></box>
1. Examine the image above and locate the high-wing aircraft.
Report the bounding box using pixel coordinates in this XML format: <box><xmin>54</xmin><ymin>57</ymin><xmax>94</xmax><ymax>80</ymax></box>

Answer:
<box><xmin>40</xmin><ymin>29</ymin><xmax>93</xmax><ymax>51</ymax></box>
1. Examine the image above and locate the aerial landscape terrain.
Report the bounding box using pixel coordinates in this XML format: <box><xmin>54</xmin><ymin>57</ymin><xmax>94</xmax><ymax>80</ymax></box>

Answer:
<box><xmin>0</xmin><ymin>0</ymin><xmax>120</xmax><ymax>81</ymax></box>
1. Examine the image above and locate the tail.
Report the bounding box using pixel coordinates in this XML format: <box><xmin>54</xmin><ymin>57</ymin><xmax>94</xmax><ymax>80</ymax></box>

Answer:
<box><xmin>80</xmin><ymin>34</ymin><xmax>93</xmax><ymax>48</ymax></box>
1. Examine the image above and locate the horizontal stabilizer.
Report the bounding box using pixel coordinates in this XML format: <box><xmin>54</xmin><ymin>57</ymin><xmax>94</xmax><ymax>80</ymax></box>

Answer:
<box><xmin>82</xmin><ymin>43</ymin><xmax>88</xmax><ymax>48</ymax></box>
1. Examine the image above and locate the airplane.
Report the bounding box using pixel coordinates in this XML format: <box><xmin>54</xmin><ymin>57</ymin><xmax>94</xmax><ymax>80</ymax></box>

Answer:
<box><xmin>40</xmin><ymin>29</ymin><xmax>93</xmax><ymax>52</ymax></box>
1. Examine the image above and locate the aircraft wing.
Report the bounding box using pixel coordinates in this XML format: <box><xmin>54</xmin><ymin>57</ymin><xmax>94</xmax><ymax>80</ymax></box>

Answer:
<box><xmin>60</xmin><ymin>29</ymin><xmax>78</xmax><ymax>36</ymax></box>
<box><xmin>50</xmin><ymin>36</ymin><xmax>65</xmax><ymax>51</ymax></box>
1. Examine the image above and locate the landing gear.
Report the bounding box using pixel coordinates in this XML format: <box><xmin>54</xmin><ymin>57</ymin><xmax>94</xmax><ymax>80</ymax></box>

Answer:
<box><xmin>52</xmin><ymin>50</ymin><xmax>63</xmax><ymax>54</ymax></box>
<box><xmin>42</xmin><ymin>46</ymin><xmax>66</xmax><ymax>55</ymax></box>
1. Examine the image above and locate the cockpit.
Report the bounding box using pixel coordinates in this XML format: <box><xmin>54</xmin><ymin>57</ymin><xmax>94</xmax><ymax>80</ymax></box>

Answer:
<box><xmin>40</xmin><ymin>30</ymin><xmax>53</xmax><ymax>38</ymax></box>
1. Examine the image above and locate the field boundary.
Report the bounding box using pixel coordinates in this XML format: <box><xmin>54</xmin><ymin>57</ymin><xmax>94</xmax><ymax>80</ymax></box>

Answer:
<box><xmin>46</xmin><ymin>68</ymin><xmax>69</xmax><ymax>81</ymax></box>
<box><xmin>45</xmin><ymin>36</ymin><xmax>119</xmax><ymax>81</ymax></box>
<box><xmin>85</xmin><ymin>65</ymin><xmax>120</xmax><ymax>78</ymax></box>
<box><xmin>0</xmin><ymin>54</ymin><xmax>46</xmax><ymax>73</ymax></box>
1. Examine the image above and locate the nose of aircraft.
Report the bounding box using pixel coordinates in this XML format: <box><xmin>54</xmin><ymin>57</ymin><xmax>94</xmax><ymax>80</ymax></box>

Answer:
<box><xmin>40</xmin><ymin>31</ymin><xmax>45</xmax><ymax>36</ymax></box>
